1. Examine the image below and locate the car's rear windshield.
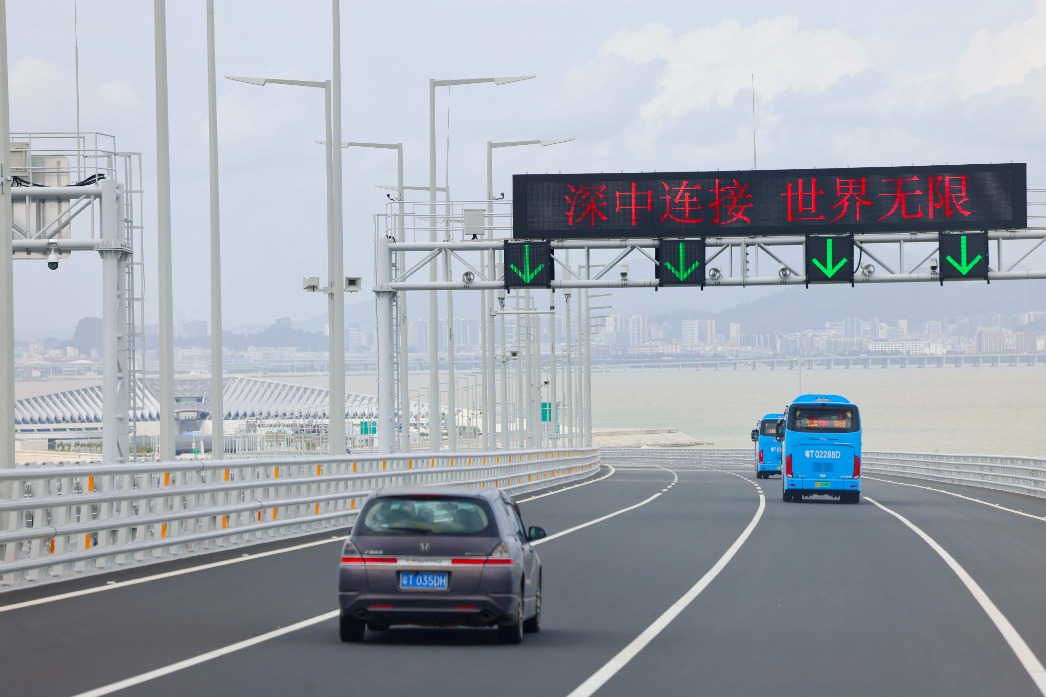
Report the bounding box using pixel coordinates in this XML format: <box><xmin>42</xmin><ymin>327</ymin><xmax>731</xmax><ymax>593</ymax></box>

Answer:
<box><xmin>356</xmin><ymin>496</ymin><xmax>497</xmax><ymax>536</ymax></box>
<box><xmin>788</xmin><ymin>405</ymin><xmax>860</xmax><ymax>433</ymax></box>
<box><xmin>759</xmin><ymin>419</ymin><xmax>779</xmax><ymax>436</ymax></box>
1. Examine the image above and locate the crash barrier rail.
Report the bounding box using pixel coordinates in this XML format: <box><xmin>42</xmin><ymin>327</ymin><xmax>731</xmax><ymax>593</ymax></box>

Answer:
<box><xmin>0</xmin><ymin>448</ymin><xmax>601</xmax><ymax>590</ymax></box>
<box><xmin>600</xmin><ymin>448</ymin><xmax>1046</xmax><ymax>500</ymax></box>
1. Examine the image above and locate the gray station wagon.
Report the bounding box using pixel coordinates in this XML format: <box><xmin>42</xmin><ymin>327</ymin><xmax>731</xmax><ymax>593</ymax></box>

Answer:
<box><xmin>338</xmin><ymin>487</ymin><xmax>547</xmax><ymax>644</ymax></box>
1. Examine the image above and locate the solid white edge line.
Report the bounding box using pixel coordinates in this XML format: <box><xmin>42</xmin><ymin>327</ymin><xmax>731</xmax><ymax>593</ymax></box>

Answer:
<box><xmin>517</xmin><ymin>465</ymin><xmax>617</xmax><ymax>502</ymax></box>
<box><xmin>0</xmin><ymin>537</ymin><xmax>341</xmax><ymax>615</ymax></box>
<box><xmin>566</xmin><ymin>473</ymin><xmax>765</xmax><ymax>697</ymax></box>
<box><xmin>53</xmin><ymin>465</ymin><xmax>672</xmax><ymax>696</ymax></box>
<box><xmin>69</xmin><ymin>611</ymin><xmax>341</xmax><ymax>697</ymax></box>
<box><xmin>3</xmin><ymin>465</ymin><xmax>618</xmax><ymax>614</ymax></box>
<box><xmin>867</xmin><ymin>477</ymin><xmax>1046</xmax><ymax>523</ymax></box>
<box><xmin>866</xmin><ymin>496</ymin><xmax>1046</xmax><ymax>696</ymax></box>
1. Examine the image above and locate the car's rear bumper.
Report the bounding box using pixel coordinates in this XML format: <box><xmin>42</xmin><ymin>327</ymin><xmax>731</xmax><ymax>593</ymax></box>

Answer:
<box><xmin>339</xmin><ymin>590</ymin><xmax>519</xmax><ymax>627</ymax></box>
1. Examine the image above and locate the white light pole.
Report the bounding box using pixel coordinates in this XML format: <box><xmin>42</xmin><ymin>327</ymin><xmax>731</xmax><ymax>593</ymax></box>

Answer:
<box><xmin>226</xmin><ymin>75</ymin><xmax>346</xmax><ymax>454</ymax></box>
<box><xmin>485</xmin><ymin>138</ymin><xmax>571</xmax><ymax>450</ymax></box>
<box><xmin>429</xmin><ymin>75</ymin><xmax>534</xmax><ymax>452</ymax></box>
<box><xmin>1</xmin><ymin>0</ymin><xmax>14</xmax><ymax>478</ymax></box>
<box><xmin>205</xmin><ymin>0</ymin><xmax>224</xmax><ymax>459</ymax></box>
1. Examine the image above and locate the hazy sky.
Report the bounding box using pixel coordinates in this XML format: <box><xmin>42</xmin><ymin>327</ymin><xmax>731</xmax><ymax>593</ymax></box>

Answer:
<box><xmin>7</xmin><ymin>0</ymin><xmax>1046</xmax><ymax>337</ymax></box>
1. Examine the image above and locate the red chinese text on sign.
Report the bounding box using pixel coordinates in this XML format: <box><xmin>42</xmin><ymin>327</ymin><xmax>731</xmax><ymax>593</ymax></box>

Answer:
<box><xmin>928</xmin><ymin>175</ymin><xmax>972</xmax><ymax>219</ymax></box>
<box><xmin>710</xmin><ymin>179</ymin><xmax>753</xmax><ymax>225</ymax></box>
<box><xmin>615</xmin><ymin>182</ymin><xmax>653</xmax><ymax>226</ymax></box>
<box><xmin>660</xmin><ymin>180</ymin><xmax>703</xmax><ymax>224</ymax></box>
<box><xmin>830</xmin><ymin>178</ymin><xmax>872</xmax><ymax>222</ymax></box>
<box><xmin>879</xmin><ymin>176</ymin><xmax>924</xmax><ymax>220</ymax></box>
<box><xmin>564</xmin><ymin>184</ymin><xmax>609</xmax><ymax>226</ymax></box>
<box><xmin>781</xmin><ymin>178</ymin><xmax>826</xmax><ymax>222</ymax></box>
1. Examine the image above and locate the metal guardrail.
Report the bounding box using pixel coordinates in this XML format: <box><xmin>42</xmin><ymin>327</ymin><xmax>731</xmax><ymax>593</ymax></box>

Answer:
<box><xmin>0</xmin><ymin>448</ymin><xmax>600</xmax><ymax>590</ymax></box>
<box><xmin>600</xmin><ymin>447</ymin><xmax>1046</xmax><ymax>500</ymax></box>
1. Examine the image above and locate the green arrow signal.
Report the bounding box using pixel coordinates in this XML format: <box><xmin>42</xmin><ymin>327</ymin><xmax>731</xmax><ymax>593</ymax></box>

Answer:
<box><xmin>508</xmin><ymin>244</ymin><xmax>546</xmax><ymax>284</ymax></box>
<box><xmin>811</xmin><ymin>238</ymin><xmax>848</xmax><ymax>278</ymax></box>
<box><xmin>664</xmin><ymin>242</ymin><xmax>700</xmax><ymax>281</ymax></box>
<box><xmin>944</xmin><ymin>235</ymin><xmax>983</xmax><ymax>275</ymax></box>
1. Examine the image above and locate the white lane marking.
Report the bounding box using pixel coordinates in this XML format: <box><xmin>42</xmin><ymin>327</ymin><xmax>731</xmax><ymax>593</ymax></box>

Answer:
<box><xmin>567</xmin><ymin>472</ymin><xmax>765</xmax><ymax>697</ymax></box>
<box><xmin>534</xmin><ymin>467</ymin><xmax>677</xmax><ymax>547</ymax></box>
<box><xmin>867</xmin><ymin>497</ymin><xmax>1046</xmax><ymax>695</ymax></box>
<box><xmin>868</xmin><ymin>477</ymin><xmax>1046</xmax><ymax>523</ymax></box>
<box><xmin>0</xmin><ymin>538</ymin><xmax>340</xmax><ymax>615</ymax></box>
<box><xmin>3</xmin><ymin>465</ymin><xmax>617</xmax><ymax>614</ymax></box>
<box><xmin>68</xmin><ymin>611</ymin><xmax>340</xmax><ymax>697</ymax></box>
<box><xmin>58</xmin><ymin>468</ymin><xmax>678</xmax><ymax>696</ymax></box>
<box><xmin>518</xmin><ymin>465</ymin><xmax>617</xmax><ymax>503</ymax></box>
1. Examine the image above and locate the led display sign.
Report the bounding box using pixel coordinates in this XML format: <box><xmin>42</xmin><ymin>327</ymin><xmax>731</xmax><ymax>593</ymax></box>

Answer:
<box><xmin>656</xmin><ymin>238</ymin><xmax>705</xmax><ymax>287</ymax></box>
<box><xmin>804</xmin><ymin>234</ymin><xmax>855</xmax><ymax>286</ymax></box>
<box><xmin>938</xmin><ymin>231</ymin><xmax>989</xmax><ymax>283</ymax></box>
<box><xmin>503</xmin><ymin>240</ymin><xmax>553</xmax><ymax>289</ymax></box>
<box><xmin>513</xmin><ymin>163</ymin><xmax>1026</xmax><ymax>239</ymax></box>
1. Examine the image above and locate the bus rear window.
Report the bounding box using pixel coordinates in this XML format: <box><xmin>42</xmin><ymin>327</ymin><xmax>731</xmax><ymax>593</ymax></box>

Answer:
<box><xmin>759</xmin><ymin>419</ymin><xmax>779</xmax><ymax>436</ymax></box>
<box><xmin>788</xmin><ymin>405</ymin><xmax>859</xmax><ymax>433</ymax></box>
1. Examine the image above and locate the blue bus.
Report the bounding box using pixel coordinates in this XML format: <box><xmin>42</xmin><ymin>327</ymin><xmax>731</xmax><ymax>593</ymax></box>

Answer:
<box><xmin>751</xmin><ymin>413</ymin><xmax>784</xmax><ymax>479</ymax></box>
<box><xmin>778</xmin><ymin>394</ymin><xmax>861</xmax><ymax>504</ymax></box>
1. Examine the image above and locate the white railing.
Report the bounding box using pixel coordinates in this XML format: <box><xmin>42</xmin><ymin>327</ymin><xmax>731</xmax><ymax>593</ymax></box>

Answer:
<box><xmin>599</xmin><ymin>448</ymin><xmax>1046</xmax><ymax>499</ymax></box>
<box><xmin>0</xmin><ymin>448</ymin><xmax>600</xmax><ymax>590</ymax></box>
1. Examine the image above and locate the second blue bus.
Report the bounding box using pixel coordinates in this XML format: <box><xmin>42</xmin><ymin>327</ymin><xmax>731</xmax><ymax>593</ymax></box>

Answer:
<box><xmin>779</xmin><ymin>394</ymin><xmax>862</xmax><ymax>504</ymax></box>
<box><xmin>751</xmin><ymin>413</ymin><xmax>784</xmax><ymax>479</ymax></box>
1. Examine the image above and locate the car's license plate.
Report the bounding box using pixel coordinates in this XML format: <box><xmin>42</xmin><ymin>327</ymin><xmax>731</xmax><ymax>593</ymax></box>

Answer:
<box><xmin>399</xmin><ymin>571</ymin><xmax>448</xmax><ymax>590</ymax></box>
<box><xmin>815</xmin><ymin>481</ymin><xmax>831</xmax><ymax>487</ymax></box>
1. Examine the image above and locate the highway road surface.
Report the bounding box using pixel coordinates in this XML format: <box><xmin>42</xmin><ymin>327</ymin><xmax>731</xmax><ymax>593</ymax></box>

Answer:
<box><xmin>2</xmin><ymin>455</ymin><xmax>1045</xmax><ymax>697</ymax></box>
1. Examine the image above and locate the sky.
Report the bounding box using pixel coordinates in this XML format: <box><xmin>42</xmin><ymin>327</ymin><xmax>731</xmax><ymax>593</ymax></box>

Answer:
<box><xmin>6</xmin><ymin>0</ymin><xmax>1046</xmax><ymax>338</ymax></box>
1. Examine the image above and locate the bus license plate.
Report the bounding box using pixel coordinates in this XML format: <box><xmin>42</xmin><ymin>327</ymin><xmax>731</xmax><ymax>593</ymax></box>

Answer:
<box><xmin>399</xmin><ymin>571</ymin><xmax>448</xmax><ymax>590</ymax></box>
<box><xmin>815</xmin><ymin>481</ymin><xmax>831</xmax><ymax>488</ymax></box>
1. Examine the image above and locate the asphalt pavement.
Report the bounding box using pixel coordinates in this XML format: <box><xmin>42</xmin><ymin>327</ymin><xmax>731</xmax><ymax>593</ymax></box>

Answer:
<box><xmin>2</xmin><ymin>460</ymin><xmax>1044</xmax><ymax>697</ymax></box>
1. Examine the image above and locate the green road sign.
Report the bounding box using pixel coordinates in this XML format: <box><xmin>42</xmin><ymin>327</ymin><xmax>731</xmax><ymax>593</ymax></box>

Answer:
<box><xmin>939</xmin><ymin>231</ymin><xmax>989</xmax><ymax>283</ymax></box>
<box><xmin>504</xmin><ymin>240</ymin><xmax>554</xmax><ymax>289</ymax></box>
<box><xmin>360</xmin><ymin>421</ymin><xmax>377</xmax><ymax>435</ymax></box>
<box><xmin>541</xmin><ymin>401</ymin><xmax>553</xmax><ymax>422</ymax></box>
<box><xmin>804</xmin><ymin>234</ymin><xmax>854</xmax><ymax>286</ymax></box>
<box><xmin>656</xmin><ymin>238</ymin><xmax>706</xmax><ymax>287</ymax></box>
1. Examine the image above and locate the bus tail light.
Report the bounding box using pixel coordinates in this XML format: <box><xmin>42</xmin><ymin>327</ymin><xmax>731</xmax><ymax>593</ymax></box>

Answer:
<box><xmin>853</xmin><ymin>455</ymin><xmax>861</xmax><ymax>479</ymax></box>
<box><xmin>785</xmin><ymin>454</ymin><xmax>793</xmax><ymax>477</ymax></box>
<box><xmin>758</xmin><ymin>450</ymin><xmax>764</xmax><ymax>464</ymax></box>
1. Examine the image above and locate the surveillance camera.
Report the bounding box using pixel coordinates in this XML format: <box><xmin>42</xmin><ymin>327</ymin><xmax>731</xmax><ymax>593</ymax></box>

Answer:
<box><xmin>46</xmin><ymin>249</ymin><xmax>60</xmax><ymax>271</ymax></box>
<box><xmin>620</xmin><ymin>264</ymin><xmax>629</xmax><ymax>281</ymax></box>
<box><xmin>929</xmin><ymin>258</ymin><xmax>939</xmax><ymax>273</ymax></box>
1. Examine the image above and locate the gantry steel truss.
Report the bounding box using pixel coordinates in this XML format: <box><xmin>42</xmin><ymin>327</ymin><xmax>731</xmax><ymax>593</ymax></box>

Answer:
<box><xmin>372</xmin><ymin>198</ymin><xmax>1046</xmax><ymax>455</ymax></box>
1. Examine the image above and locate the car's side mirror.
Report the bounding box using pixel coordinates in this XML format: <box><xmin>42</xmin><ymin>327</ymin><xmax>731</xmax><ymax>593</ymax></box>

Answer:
<box><xmin>526</xmin><ymin>526</ymin><xmax>547</xmax><ymax>542</ymax></box>
<box><xmin>750</xmin><ymin>429</ymin><xmax>759</xmax><ymax>442</ymax></box>
<box><xmin>775</xmin><ymin>420</ymin><xmax>785</xmax><ymax>441</ymax></box>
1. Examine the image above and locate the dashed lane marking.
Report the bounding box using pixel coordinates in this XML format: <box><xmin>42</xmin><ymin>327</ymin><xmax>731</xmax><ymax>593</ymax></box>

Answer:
<box><xmin>566</xmin><ymin>471</ymin><xmax>765</xmax><ymax>697</ymax></box>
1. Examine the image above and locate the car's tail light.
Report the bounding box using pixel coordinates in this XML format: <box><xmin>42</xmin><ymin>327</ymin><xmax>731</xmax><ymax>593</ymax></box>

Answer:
<box><xmin>785</xmin><ymin>454</ymin><xmax>793</xmax><ymax>477</ymax></box>
<box><xmin>452</xmin><ymin>543</ymin><xmax>514</xmax><ymax>566</ymax></box>
<box><xmin>758</xmin><ymin>450</ymin><xmax>764</xmax><ymax>464</ymax></box>
<box><xmin>340</xmin><ymin>542</ymin><xmax>398</xmax><ymax>565</ymax></box>
<box><xmin>340</xmin><ymin>540</ymin><xmax>364</xmax><ymax>564</ymax></box>
<box><xmin>853</xmin><ymin>455</ymin><xmax>861</xmax><ymax>479</ymax></box>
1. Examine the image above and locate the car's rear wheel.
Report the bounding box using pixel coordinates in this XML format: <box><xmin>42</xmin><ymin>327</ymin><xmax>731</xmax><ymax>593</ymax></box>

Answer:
<box><xmin>339</xmin><ymin>611</ymin><xmax>365</xmax><ymax>642</ymax></box>
<box><xmin>523</xmin><ymin>576</ymin><xmax>541</xmax><ymax>634</ymax></box>
<box><xmin>498</xmin><ymin>588</ymin><xmax>524</xmax><ymax>644</ymax></box>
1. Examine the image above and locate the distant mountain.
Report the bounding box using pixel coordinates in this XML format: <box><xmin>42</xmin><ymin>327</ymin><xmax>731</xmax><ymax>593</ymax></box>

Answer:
<box><xmin>653</xmin><ymin>279</ymin><xmax>1044</xmax><ymax>334</ymax></box>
